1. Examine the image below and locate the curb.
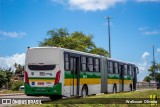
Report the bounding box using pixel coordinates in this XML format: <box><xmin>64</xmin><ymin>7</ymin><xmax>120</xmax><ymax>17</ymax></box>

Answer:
<box><xmin>0</xmin><ymin>93</ymin><xmax>25</xmax><ymax>96</ymax></box>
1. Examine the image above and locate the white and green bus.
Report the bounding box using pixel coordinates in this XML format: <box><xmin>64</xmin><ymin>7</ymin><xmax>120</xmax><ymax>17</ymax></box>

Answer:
<box><xmin>24</xmin><ymin>47</ymin><xmax>138</xmax><ymax>100</ymax></box>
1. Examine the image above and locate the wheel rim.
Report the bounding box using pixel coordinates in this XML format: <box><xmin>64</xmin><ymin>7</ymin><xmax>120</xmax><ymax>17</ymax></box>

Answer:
<box><xmin>113</xmin><ymin>87</ymin><xmax>116</xmax><ymax>93</ymax></box>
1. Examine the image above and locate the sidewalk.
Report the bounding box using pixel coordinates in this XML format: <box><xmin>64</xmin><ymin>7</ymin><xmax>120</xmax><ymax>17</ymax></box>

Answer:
<box><xmin>0</xmin><ymin>93</ymin><xmax>25</xmax><ymax>96</ymax></box>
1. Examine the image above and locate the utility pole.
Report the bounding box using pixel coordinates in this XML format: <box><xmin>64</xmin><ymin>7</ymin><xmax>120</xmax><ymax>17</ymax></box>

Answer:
<box><xmin>105</xmin><ymin>16</ymin><xmax>113</xmax><ymax>58</ymax></box>
<box><xmin>152</xmin><ymin>45</ymin><xmax>156</xmax><ymax>81</ymax></box>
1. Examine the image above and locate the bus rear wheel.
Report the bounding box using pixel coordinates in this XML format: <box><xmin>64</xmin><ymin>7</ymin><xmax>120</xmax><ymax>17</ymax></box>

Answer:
<box><xmin>49</xmin><ymin>95</ymin><xmax>62</xmax><ymax>100</ymax></box>
<box><xmin>130</xmin><ymin>84</ymin><xmax>132</xmax><ymax>91</ymax></box>
<box><xmin>113</xmin><ymin>85</ymin><xmax>117</xmax><ymax>94</ymax></box>
<box><xmin>81</xmin><ymin>86</ymin><xmax>88</xmax><ymax>98</ymax></box>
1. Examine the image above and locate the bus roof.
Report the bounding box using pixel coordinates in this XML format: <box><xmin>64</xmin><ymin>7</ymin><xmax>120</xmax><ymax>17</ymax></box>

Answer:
<box><xmin>27</xmin><ymin>47</ymin><xmax>136</xmax><ymax>65</ymax></box>
<box><xmin>107</xmin><ymin>58</ymin><xmax>136</xmax><ymax>66</ymax></box>
<box><xmin>28</xmin><ymin>47</ymin><xmax>103</xmax><ymax>57</ymax></box>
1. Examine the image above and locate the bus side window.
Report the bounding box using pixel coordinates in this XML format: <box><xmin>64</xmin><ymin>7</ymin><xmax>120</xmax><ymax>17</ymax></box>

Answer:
<box><xmin>129</xmin><ymin>65</ymin><xmax>132</xmax><ymax>75</ymax></box>
<box><xmin>119</xmin><ymin>65</ymin><xmax>121</xmax><ymax>74</ymax></box>
<box><xmin>94</xmin><ymin>58</ymin><xmax>100</xmax><ymax>72</ymax></box>
<box><xmin>81</xmin><ymin>56</ymin><xmax>86</xmax><ymax>71</ymax></box>
<box><xmin>114</xmin><ymin>62</ymin><xmax>118</xmax><ymax>74</ymax></box>
<box><xmin>109</xmin><ymin>61</ymin><xmax>113</xmax><ymax>73</ymax></box>
<box><xmin>87</xmin><ymin>57</ymin><xmax>93</xmax><ymax>71</ymax></box>
<box><xmin>124</xmin><ymin>65</ymin><xmax>127</xmax><ymax>75</ymax></box>
<box><xmin>64</xmin><ymin>53</ymin><xmax>70</xmax><ymax>70</ymax></box>
<box><xmin>127</xmin><ymin>65</ymin><xmax>132</xmax><ymax>75</ymax></box>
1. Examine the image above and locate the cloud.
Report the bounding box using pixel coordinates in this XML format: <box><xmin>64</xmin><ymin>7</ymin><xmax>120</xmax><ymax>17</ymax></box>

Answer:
<box><xmin>52</xmin><ymin>0</ymin><xmax>160</xmax><ymax>11</ymax></box>
<box><xmin>0</xmin><ymin>31</ymin><xmax>26</xmax><ymax>38</ymax></box>
<box><xmin>157</xmin><ymin>48</ymin><xmax>160</xmax><ymax>53</ymax></box>
<box><xmin>0</xmin><ymin>53</ymin><xmax>25</xmax><ymax>70</ymax></box>
<box><xmin>137</xmin><ymin>52</ymin><xmax>150</xmax><ymax>81</ymax></box>
<box><xmin>143</xmin><ymin>31</ymin><xmax>160</xmax><ymax>35</ymax></box>
<box><xmin>137</xmin><ymin>48</ymin><xmax>160</xmax><ymax>81</ymax></box>
<box><xmin>138</xmin><ymin>26</ymin><xmax>160</xmax><ymax>35</ymax></box>
<box><xmin>136</xmin><ymin>0</ymin><xmax>160</xmax><ymax>2</ymax></box>
<box><xmin>142</xmin><ymin>52</ymin><xmax>150</xmax><ymax>59</ymax></box>
<box><xmin>138</xmin><ymin>26</ymin><xmax>148</xmax><ymax>31</ymax></box>
<box><xmin>52</xmin><ymin>0</ymin><xmax>126</xmax><ymax>11</ymax></box>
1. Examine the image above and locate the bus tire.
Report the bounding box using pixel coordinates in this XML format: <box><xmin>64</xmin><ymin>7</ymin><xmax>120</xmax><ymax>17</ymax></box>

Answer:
<box><xmin>130</xmin><ymin>84</ymin><xmax>132</xmax><ymax>91</ymax></box>
<box><xmin>113</xmin><ymin>85</ymin><xmax>117</xmax><ymax>94</ymax></box>
<box><xmin>26</xmin><ymin>94</ymin><xmax>31</xmax><ymax>96</ymax></box>
<box><xmin>49</xmin><ymin>95</ymin><xmax>62</xmax><ymax>100</ymax></box>
<box><xmin>81</xmin><ymin>85</ymin><xmax>88</xmax><ymax>98</ymax></box>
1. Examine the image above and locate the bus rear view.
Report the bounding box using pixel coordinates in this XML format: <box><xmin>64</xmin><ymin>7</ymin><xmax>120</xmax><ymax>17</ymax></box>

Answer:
<box><xmin>24</xmin><ymin>47</ymin><xmax>62</xmax><ymax>99</ymax></box>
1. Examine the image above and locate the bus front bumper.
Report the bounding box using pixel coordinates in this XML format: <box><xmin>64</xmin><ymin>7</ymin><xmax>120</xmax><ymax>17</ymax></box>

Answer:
<box><xmin>24</xmin><ymin>83</ymin><xmax>62</xmax><ymax>96</ymax></box>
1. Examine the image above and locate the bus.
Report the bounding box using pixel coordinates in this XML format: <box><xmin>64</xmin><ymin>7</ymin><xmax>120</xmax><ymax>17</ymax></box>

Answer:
<box><xmin>24</xmin><ymin>47</ymin><xmax>138</xmax><ymax>100</ymax></box>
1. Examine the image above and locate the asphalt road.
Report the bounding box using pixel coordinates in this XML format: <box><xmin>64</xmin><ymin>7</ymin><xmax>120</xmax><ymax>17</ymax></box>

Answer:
<box><xmin>0</xmin><ymin>95</ymin><xmax>51</xmax><ymax>106</ymax></box>
<box><xmin>0</xmin><ymin>94</ymin><xmax>49</xmax><ymax>98</ymax></box>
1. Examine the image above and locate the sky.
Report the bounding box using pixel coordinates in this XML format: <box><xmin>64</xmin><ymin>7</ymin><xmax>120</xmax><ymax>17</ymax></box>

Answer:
<box><xmin>0</xmin><ymin>0</ymin><xmax>160</xmax><ymax>81</ymax></box>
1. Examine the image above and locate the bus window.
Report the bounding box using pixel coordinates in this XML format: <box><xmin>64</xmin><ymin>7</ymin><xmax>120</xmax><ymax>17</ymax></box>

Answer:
<box><xmin>128</xmin><ymin>66</ymin><xmax>132</xmax><ymax>75</ymax></box>
<box><xmin>124</xmin><ymin>65</ymin><xmax>127</xmax><ymax>75</ymax></box>
<box><xmin>81</xmin><ymin>56</ymin><xmax>87</xmax><ymax>71</ymax></box>
<box><xmin>114</xmin><ymin>62</ymin><xmax>118</xmax><ymax>74</ymax></box>
<box><xmin>64</xmin><ymin>53</ymin><xmax>70</xmax><ymax>70</ymax></box>
<box><xmin>87</xmin><ymin>57</ymin><xmax>93</xmax><ymax>71</ymax></box>
<box><xmin>118</xmin><ymin>65</ymin><xmax>121</xmax><ymax>74</ymax></box>
<box><xmin>109</xmin><ymin>61</ymin><xmax>113</xmax><ymax>73</ymax></box>
<box><xmin>70</xmin><ymin>57</ymin><xmax>74</xmax><ymax>72</ymax></box>
<box><xmin>94</xmin><ymin>58</ymin><xmax>100</xmax><ymax>72</ymax></box>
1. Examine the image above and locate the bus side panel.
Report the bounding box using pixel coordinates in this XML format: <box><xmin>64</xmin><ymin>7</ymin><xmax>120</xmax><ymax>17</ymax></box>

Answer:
<box><xmin>80</xmin><ymin>72</ymin><xmax>101</xmax><ymax>95</ymax></box>
<box><xmin>123</xmin><ymin>75</ymin><xmax>133</xmax><ymax>91</ymax></box>
<box><xmin>60</xmin><ymin>50</ymin><xmax>72</xmax><ymax>97</ymax></box>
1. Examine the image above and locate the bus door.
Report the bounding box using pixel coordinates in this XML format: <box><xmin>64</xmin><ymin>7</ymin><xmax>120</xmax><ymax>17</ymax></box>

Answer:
<box><xmin>70</xmin><ymin>57</ymin><xmax>80</xmax><ymax>96</ymax></box>
<box><xmin>119</xmin><ymin>65</ymin><xmax>124</xmax><ymax>92</ymax></box>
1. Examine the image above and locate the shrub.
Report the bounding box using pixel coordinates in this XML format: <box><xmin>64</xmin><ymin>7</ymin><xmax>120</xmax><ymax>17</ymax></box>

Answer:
<box><xmin>10</xmin><ymin>80</ymin><xmax>24</xmax><ymax>91</ymax></box>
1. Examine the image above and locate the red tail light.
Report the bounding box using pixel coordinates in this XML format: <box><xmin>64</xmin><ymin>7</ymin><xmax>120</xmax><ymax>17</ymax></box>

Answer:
<box><xmin>54</xmin><ymin>70</ymin><xmax>61</xmax><ymax>85</ymax></box>
<box><xmin>24</xmin><ymin>71</ymin><xmax>29</xmax><ymax>84</ymax></box>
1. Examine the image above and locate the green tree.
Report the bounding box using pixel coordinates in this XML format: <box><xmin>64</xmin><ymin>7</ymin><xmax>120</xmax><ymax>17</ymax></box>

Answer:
<box><xmin>14</xmin><ymin>63</ymin><xmax>24</xmax><ymax>73</ymax></box>
<box><xmin>89</xmin><ymin>47</ymin><xmax>109</xmax><ymax>56</ymax></box>
<box><xmin>10</xmin><ymin>80</ymin><xmax>24</xmax><ymax>91</ymax></box>
<box><xmin>0</xmin><ymin>69</ymin><xmax>7</xmax><ymax>89</ymax></box>
<box><xmin>39</xmin><ymin>28</ymin><xmax>109</xmax><ymax>56</ymax></box>
<box><xmin>147</xmin><ymin>64</ymin><xmax>160</xmax><ymax>83</ymax></box>
<box><xmin>5</xmin><ymin>69</ymin><xmax>13</xmax><ymax>89</ymax></box>
<box><xmin>143</xmin><ymin>76</ymin><xmax>151</xmax><ymax>82</ymax></box>
<box><xmin>0</xmin><ymin>68</ymin><xmax>13</xmax><ymax>89</ymax></box>
<box><xmin>156</xmin><ymin>73</ymin><xmax>160</xmax><ymax>82</ymax></box>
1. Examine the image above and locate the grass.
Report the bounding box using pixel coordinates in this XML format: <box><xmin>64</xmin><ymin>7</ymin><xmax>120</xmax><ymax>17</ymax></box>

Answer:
<box><xmin>11</xmin><ymin>90</ymin><xmax>160</xmax><ymax>107</ymax></box>
<box><xmin>0</xmin><ymin>90</ymin><xmax>24</xmax><ymax>94</ymax></box>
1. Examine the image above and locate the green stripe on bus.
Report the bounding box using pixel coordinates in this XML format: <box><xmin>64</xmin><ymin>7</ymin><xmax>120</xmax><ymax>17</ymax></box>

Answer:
<box><xmin>65</xmin><ymin>71</ymin><xmax>132</xmax><ymax>80</ymax></box>
<box><xmin>65</xmin><ymin>71</ymin><xmax>101</xmax><ymax>79</ymax></box>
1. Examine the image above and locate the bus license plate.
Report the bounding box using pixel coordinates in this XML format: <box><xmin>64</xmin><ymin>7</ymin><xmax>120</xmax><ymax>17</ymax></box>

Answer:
<box><xmin>38</xmin><ymin>82</ymin><xmax>44</xmax><ymax>85</ymax></box>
